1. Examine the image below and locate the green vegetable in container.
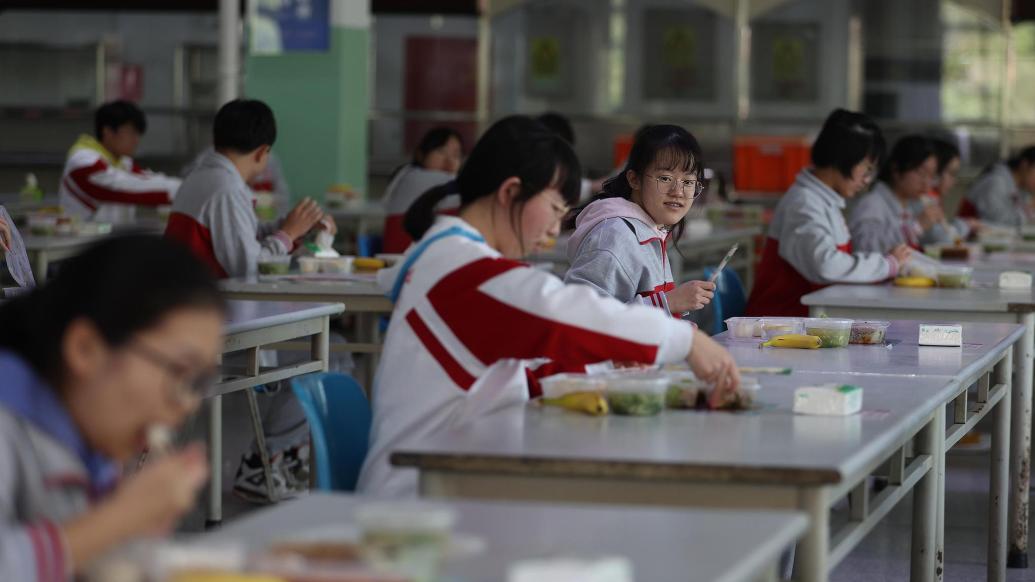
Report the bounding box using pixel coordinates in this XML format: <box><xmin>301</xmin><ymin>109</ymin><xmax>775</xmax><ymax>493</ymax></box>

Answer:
<box><xmin>804</xmin><ymin>327</ymin><xmax>850</xmax><ymax>348</ymax></box>
<box><xmin>607</xmin><ymin>392</ymin><xmax>664</xmax><ymax>416</ymax></box>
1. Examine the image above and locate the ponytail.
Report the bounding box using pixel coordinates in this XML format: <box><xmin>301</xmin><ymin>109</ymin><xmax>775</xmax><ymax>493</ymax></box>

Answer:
<box><xmin>566</xmin><ymin>124</ymin><xmax>704</xmax><ymax>243</ymax></box>
<box><xmin>1008</xmin><ymin>146</ymin><xmax>1035</xmax><ymax>170</ymax></box>
<box><xmin>403</xmin><ymin>181</ymin><xmax>457</xmax><ymax>241</ymax></box>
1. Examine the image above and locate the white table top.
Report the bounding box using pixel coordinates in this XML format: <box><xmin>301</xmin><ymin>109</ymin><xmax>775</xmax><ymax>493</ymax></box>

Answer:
<box><xmin>22</xmin><ymin>233</ymin><xmax>107</xmax><ymax>251</ymax></box>
<box><xmin>802</xmin><ymin>282</ymin><xmax>1035</xmax><ymax>312</ymax></box>
<box><xmin>221</xmin><ymin>275</ymin><xmax>384</xmax><ymax>298</ymax></box>
<box><xmin>201</xmin><ymin>493</ymin><xmax>807</xmax><ymax>582</ymax></box>
<box><xmin>225</xmin><ymin>300</ymin><xmax>345</xmax><ymax>335</ymax></box>
<box><xmin>392</xmin><ymin>371</ymin><xmax>955</xmax><ymax>485</ymax></box>
<box><xmin>717</xmin><ymin>320</ymin><xmax>1023</xmax><ymax>380</ymax></box>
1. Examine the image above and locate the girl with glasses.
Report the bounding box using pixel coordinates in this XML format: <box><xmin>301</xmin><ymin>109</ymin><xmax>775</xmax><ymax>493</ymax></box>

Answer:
<box><xmin>0</xmin><ymin>235</ymin><xmax>225</xmax><ymax>580</ymax></box>
<box><xmin>564</xmin><ymin>125</ymin><xmax>716</xmax><ymax>323</ymax></box>
<box><xmin>746</xmin><ymin>109</ymin><xmax>912</xmax><ymax>317</ymax></box>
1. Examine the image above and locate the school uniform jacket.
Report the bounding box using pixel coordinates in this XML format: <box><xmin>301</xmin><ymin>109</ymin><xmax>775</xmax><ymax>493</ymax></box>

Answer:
<box><xmin>564</xmin><ymin>197</ymin><xmax>678</xmax><ymax>311</ymax></box>
<box><xmin>0</xmin><ymin>351</ymin><xmax>119</xmax><ymax>582</ymax></box>
<box><xmin>966</xmin><ymin>163</ymin><xmax>1030</xmax><ymax>227</ymax></box>
<box><xmin>848</xmin><ymin>181</ymin><xmax>923</xmax><ymax>253</ymax></box>
<box><xmin>745</xmin><ymin>169</ymin><xmax>897</xmax><ymax>317</ymax></box>
<box><xmin>356</xmin><ymin>215</ymin><xmax>697</xmax><ymax>497</ymax></box>
<box><xmin>164</xmin><ymin>149</ymin><xmax>292</xmax><ymax>278</ymax></box>
<box><xmin>381</xmin><ymin>165</ymin><xmax>458</xmax><ymax>253</ymax></box>
<box><xmin>58</xmin><ymin>135</ymin><xmax>181</xmax><ymax>224</ymax></box>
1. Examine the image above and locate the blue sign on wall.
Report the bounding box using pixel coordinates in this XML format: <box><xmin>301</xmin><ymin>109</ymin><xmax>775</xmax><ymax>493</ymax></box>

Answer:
<box><xmin>250</xmin><ymin>0</ymin><xmax>330</xmax><ymax>55</ymax></box>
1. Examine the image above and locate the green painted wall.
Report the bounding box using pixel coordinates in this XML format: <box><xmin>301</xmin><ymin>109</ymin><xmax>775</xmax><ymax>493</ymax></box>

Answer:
<box><xmin>245</xmin><ymin>25</ymin><xmax>369</xmax><ymax>203</ymax></box>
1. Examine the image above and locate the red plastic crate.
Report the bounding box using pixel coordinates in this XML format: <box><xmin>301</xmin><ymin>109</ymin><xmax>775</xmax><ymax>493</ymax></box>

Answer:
<box><xmin>733</xmin><ymin>136</ymin><xmax>812</xmax><ymax>194</ymax></box>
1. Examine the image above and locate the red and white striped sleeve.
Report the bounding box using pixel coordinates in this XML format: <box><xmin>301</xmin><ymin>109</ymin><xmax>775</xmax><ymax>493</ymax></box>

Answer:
<box><xmin>0</xmin><ymin>520</ymin><xmax>69</xmax><ymax>582</ymax></box>
<box><xmin>63</xmin><ymin>159</ymin><xmax>179</xmax><ymax>210</ymax></box>
<box><xmin>409</xmin><ymin>257</ymin><xmax>695</xmax><ymax>388</ymax></box>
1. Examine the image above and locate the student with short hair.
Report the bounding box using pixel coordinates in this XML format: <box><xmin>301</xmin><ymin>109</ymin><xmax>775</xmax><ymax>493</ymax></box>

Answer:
<box><xmin>167</xmin><ymin>99</ymin><xmax>335</xmax><ymax>502</ymax></box>
<box><xmin>849</xmin><ymin>135</ymin><xmax>940</xmax><ymax>253</ymax></box>
<box><xmin>0</xmin><ymin>235</ymin><xmax>223</xmax><ymax>580</ymax></box>
<box><xmin>59</xmin><ymin>100</ymin><xmax>182</xmax><ymax>223</ymax></box>
<box><xmin>381</xmin><ymin>127</ymin><xmax>464</xmax><ymax>253</ymax></box>
<box><xmin>166</xmin><ymin>99</ymin><xmax>331</xmax><ymax>278</ymax></box>
<box><xmin>963</xmin><ymin>145</ymin><xmax>1035</xmax><ymax>227</ymax></box>
<box><xmin>745</xmin><ymin>109</ymin><xmax>912</xmax><ymax>317</ymax></box>
<box><xmin>358</xmin><ymin>116</ymin><xmax>740</xmax><ymax>497</ymax></box>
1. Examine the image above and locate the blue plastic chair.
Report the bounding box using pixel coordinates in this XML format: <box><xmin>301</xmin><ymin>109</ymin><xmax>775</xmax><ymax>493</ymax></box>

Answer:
<box><xmin>703</xmin><ymin>267</ymin><xmax>747</xmax><ymax>336</ymax></box>
<box><xmin>291</xmin><ymin>373</ymin><xmax>372</xmax><ymax>491</ymax></box>
<box><xmin>357</xmin><ymin>234</ymin><xmax>383</xmax><ymax>258</ymax></box>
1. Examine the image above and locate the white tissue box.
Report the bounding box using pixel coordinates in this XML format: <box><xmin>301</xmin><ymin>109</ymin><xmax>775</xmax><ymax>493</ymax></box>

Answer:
<box><xmin>999</xmin><ymin>271</ymin><xmax>1033</xmax><ymax>289</ymax></box>
<box><xmin>794</xmin><ymin>384</ymin><xmax>863</xmax><ymax>416</ymax></box>
<box><xmin>508</xmin><ymin>557</ymin><xmax>633</xmax><ymax>582</ymax></box>
<box><xmin>919</xmin><ymin>324</ymin><xmax>963</xmax><ymax>347</ymax></box>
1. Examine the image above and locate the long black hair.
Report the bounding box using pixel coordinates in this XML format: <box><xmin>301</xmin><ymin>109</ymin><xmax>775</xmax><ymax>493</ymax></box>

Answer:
<box><xmin>812</xmin><ymin>108</ymin><xmax>886</xmax><ymax>177</ymax></box>
<box><xmin>403</xmin><ymin>115</ymin><xmax>581</xmax><ymax>246</ymax></box>
<box><xmin>1008</xmin><ymin>146</ymin><xmax>1035</xmax><ymax>170</ymax></box>
<box><xmin>566</xmin><ymin>124</ymin><xmax>704</xmax><ymax>243</ymax></box>
<box><xmin>0</xmin><ymin>235</ymin><xmax>225</xmax><ymax>388</ymax></box>
<box><xmin>931</xmin><ymin>137</ymin><xmax>961</xmax><ymax>173</ymax></box>
<box><xmin>879</xmin><ymin>135</ymin><xmax>936</xmax><ymax>184</ymax></box>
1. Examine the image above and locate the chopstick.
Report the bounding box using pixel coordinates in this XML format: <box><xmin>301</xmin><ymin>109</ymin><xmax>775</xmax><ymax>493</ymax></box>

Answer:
<box><xmin>708</xmin><ymin>244</ymin><xmax>740</xmax><ymax>284</ymax></box>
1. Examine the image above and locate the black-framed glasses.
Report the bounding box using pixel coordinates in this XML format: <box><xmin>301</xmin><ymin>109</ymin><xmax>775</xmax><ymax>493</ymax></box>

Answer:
<box><xmin>645</xmin><ymin>173</ymin><xmax>708</xmax><ymax>199</ymax></box>
<box><xmin>128</xmin><ymin>343</ymin><xmax>218</xmax><ymax>403</ymax></box>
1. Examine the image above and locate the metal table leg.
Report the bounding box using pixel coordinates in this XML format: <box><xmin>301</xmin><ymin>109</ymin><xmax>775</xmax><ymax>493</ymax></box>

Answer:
<box><xmin>1009</xmin><ymin>313</ymin><xmax>1034</xmax><ymax>568</ymax></box>
<box><xmin>991</xmin><ymin>352</ymin><xmax>1013</xmax><ymax>582</ymax></box>
<box><xmin>794</xmin><ymin>487</ymin><xmax>829</xmax><ymax>582</ymax></box>
<box><xmin>913</xmin><ymin>411</ymin><xmax>942</xmax><ymax>582</ymax></box>
<box><xmin>205</xmin><ymin>394</ymin><xmax>222</xmax><ymax>529</ymax></box>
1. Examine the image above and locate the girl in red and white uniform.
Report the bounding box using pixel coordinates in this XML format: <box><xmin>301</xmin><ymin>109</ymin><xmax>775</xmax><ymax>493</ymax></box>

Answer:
<box><xmin>357</xmin><ymin>116</ymin><xmax>741</xmax><ymax>497</ymax></box>
<box><xmin>745</xmin><ymin>109</ymin><xmax>912</xmax><ymax>317</ymax></box>
<box><xmin>381</xmin><ymin>128</ymin><xmax>464</xmax><ymax>253</ymax></box>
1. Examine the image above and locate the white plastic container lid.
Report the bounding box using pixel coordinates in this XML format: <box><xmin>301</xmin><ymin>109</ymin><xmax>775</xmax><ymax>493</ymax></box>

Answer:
<box><xmin>258</xmin><ymin>254</ymin><xmax>292</xmax><ymax>264</ymax></box>
<box><xmin>851</xmin><ymin>320</ymin><xmax>890</xmax><ymax>329</ymax></box>
<box><xmin>355</xmin><ymin>503</ymin><xmax>456</xmax><ymax>534</ymax></box>
<box><xmin>936</xmin><ymin>265</ymin><xmax>972</xmax><ymax>275</ymax></box>
<box><xmin>603</xmin><ymin>373</ymin><xmax>670</xmax><ymax>394</ymax></box>
<box><xmin>803</xmin><ymin>317</ymin><xmax>853</xmax><ymax>330</ymax></box>
<box><xmin>539</xmin><ymin>373</ymin><xmax>607</xmax><ymax>398</ymax></box>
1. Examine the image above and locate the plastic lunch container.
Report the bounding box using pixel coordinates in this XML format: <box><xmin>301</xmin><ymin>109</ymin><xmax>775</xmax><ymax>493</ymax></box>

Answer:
<box><xmin>538</xmin><ymin>373</ymin><xmax>607</xmax><ymax>399</ymax></box>
<box><xmin>724</xmin><ymin>317</ymin><xmax>762</xmax><ymax>340</ymax></box>
<box><xmin>936</xmin><ymin>265</ymin><xmax>972</xmax><ymax>288</ymax></box>
<box><xmin>319</xmin><ymin>256</ymin><xmax>354</xmax><ymax>274</ymax></box>
<box><xmin>298</xmin><ymin>256</ymin><xmax>321</xmax><ymax>274</ymax></box>
<box><xmin>664</xmin><ymin>370</ymin><xmax>703</xmax><ymax>409</ymax></box>
<box><xmin>603</xmin><ymin>373</ymin><xmax>668</xmax><ymax>416</ymax></box>
<box><xmin>257</xmin><ymin>255</ymin><xmax>292</xmax><ymax>275</ymax></box>
<box><xmin>760</xmin><ymin>317</ymin><xmax>805</xmax><ymax>339</ymax></box>
<box><xmin>803</xmin><ymin>318</ymin><xmax>853</xmax><ymax>348</ymax></box>
<box><xmin>850</xmin><ymin>320</ymin><xmax>891</xmax><ymax>345</ymax></box>
<box><xmin>355</xmin><ymin>503</ymin><xmax>455</xmax><ymax>582</ymax></box>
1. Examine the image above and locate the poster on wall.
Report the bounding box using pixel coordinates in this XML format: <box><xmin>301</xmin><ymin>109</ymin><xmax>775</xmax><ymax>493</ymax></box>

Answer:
<box><xmin>250</xmin><ymin>0</ymin><xmax>330</xmax><ymax>55</ymax></box>
<box><xmin>643</xmin><ymin>8</ymin><xmax>718</xmax><ymax>101</ymax></box>
<box><xmin>751</xmin><ymin>21</ymin><xmax>820</xmax><ymax>103</ymax></box>
<box><xmin>524</xmin><ymin>7</ymin><xmax>576</xmax><ymax>98</ymax></box>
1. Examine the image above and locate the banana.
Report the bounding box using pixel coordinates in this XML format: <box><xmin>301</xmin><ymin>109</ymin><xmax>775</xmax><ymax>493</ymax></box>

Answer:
<box><xmin>760</xmin><ymin>334</ymin><xmax>822</xmax><ymax>349</ymax></box>
<box><xmin>353</xmin><ymin>257</ymin><xmax>386</xmax><ymax>271</ymax></box>
<box><xmin>541</xmin><ymin>391</ymin><xmax>610</xmax><ymax>416</ymax></box>
<box><xmin>894</xmin><ymin>276</ymin><xmax>936</xmax><ymax>288</ymax></box>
